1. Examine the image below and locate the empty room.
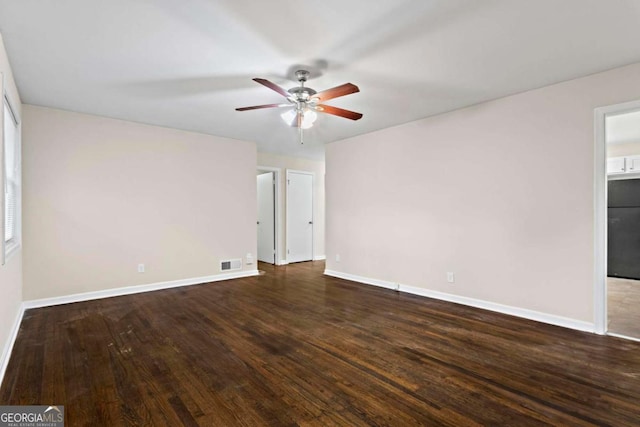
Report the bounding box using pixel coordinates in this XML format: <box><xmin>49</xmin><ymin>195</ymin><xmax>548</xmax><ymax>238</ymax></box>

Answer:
<box><xmin>1</xmin><ymin>1</ymin><xmax>640</xmax><ymax>426</ymax></box>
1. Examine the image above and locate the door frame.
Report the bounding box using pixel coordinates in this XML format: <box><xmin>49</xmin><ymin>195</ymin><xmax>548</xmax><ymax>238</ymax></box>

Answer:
<box><xmin>257</xmin><ymin>166</ymin><xmax>282</xmax><ymax>265</ymax></box>
<box><xmin>593</xmin><ymin>99</ymin><xmax>640</xmax><ymax>336</ymax></box>
<box><xmin>286</xmin><ymin>169</ymin><xmax>314</xmax><ymax>264</ymax></box>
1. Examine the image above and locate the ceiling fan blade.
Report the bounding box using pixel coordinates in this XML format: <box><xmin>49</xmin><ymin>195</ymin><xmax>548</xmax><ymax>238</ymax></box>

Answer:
<box><xmin>235</xmin><ymin>103</ymin><xmax>288</xmax><ymax>111</ymax></box>
<box><xmin>313</xmin><ymin>83</ymin><xmax>359</xmax><ymax>102</ymax></box>
<box><xmin>253</xmin><ymin>78</ymin><xmax>290</xmax><ymax>98</ymax></box>
<box><xmin>317</xmin><ymin>104</ymin><xmax>363</xmax><ymax>121</ymax></box>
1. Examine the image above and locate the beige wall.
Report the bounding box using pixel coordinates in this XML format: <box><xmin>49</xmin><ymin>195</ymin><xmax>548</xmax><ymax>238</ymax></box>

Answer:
<box><xmin>0</xmin><ymin>34</ymin><xmax>22</xmax><ymax>375</ymax></box>
<box><xmin>257</xmin><ymin>152</ymin><xmax>325</xmax><ymax>262</ymax></box>
<box><xmin>607</xmin><ymin>141</ymin><xmax>640</xmax><ymax>158</ymax></box>
<box><xmin>326</xmin><ymin>62</ymin><xmax>640</xmax><ymax>324</ymax></box>
<box><xmin>23</xmin><ymin>105</ymin><xmax>257</xmax><ymax>300</ymax></box>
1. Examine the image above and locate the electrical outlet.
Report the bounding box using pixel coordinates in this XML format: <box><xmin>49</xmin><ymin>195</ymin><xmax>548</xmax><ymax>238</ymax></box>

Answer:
<box><xmin>138</xmin><ymin>264</ymin><xmax>145</xmax><ymax>273</ymax></box>
<box><xmin>447</xmin><ymin>272</ymin><xmax>455</xmax><ymax>283</ymax></box>
<box><xmin>335</xmin><ymin>254</ymin><xmax>341</xmax><ymax>262</ymax></box>
<box><xmin>246</xmin><ymin>253</ymin><xmax>254</xmax><ymax>265</ymax></box>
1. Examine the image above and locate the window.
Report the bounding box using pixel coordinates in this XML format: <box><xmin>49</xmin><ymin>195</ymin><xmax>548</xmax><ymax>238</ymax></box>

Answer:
<box><xmin>3</xmin><ymin>96</ymin><xmax>20</xmax><ymax>259</ymax></box>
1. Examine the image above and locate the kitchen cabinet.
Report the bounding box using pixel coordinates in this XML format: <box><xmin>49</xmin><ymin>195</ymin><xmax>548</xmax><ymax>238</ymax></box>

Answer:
<box><xmin>607</xmin><ymin>156</ymin><xmax>640</xmax><ymax>176</ymax></box>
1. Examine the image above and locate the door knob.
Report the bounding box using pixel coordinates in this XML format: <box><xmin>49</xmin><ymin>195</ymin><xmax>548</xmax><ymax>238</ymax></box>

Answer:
<box><xmin>309</xmin><ymin>221</ymin><xmax>313</xmax><ymax>224</ymax></box>
<box><xmin>257</xmin><ymin>221</ymin><xmax>260</xmax><ymax>224</ymax></box>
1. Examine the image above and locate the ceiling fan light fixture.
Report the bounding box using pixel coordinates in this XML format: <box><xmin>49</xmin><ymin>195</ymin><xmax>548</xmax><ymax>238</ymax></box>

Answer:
<box><xmin>280</xmin><ymin>108</ymin><xmax>318</xmax><ymax>129</ymax></box>
<box><xmin>280</xmin><ymin>109</ymin><xmax>297</xmax><ymax>126</ymax></box>
<box><xmin>301</xmin><ymin>109</ymin><xmax>317</xmax><ymax>129</ymax></box>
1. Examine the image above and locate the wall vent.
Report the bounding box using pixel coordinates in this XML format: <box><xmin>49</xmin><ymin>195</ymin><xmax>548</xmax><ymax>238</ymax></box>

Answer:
<box><xmin>220</xmin><ymin>259</ymin><xmax>242</xmax><ymax>272</ymax></box>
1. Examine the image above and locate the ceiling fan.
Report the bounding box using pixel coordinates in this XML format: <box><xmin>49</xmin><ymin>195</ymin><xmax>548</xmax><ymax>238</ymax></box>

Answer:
<box><xmin>235</xmin><ymin>70</ymin><xmax>362</xmax><ymax>142</ymax></box>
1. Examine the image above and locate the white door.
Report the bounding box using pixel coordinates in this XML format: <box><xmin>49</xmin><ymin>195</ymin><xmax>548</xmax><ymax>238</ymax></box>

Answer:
<box><xmin>287</xmin><ymin>171</ymin><xmax>313</xmax><ymax>263</ymax></box>
<box><xmin>257</xmin><ymin>172</ymin><xmax>275</xmax><ymax>264</ymax></box>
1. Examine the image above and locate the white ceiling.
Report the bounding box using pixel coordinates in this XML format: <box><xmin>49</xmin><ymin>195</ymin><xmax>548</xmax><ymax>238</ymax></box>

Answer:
<box><xmin>606</xmin><ymin>110</ymin><xmax>640</xmax><ymax>145</ymax></box>
<box><xmin>1</xmin><ymin>0</ymin><xmax>640</xmax><ymax>160</ymax></box>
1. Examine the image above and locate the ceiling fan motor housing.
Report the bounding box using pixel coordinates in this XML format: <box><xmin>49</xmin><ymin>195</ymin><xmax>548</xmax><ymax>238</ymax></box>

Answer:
<box><xmin>288</xmin><ymin>86</ymin><xmax>317</xmax><ymax>101</ymax></box>
<box><xmin>289</xmin><ymin>70</ymin><xmax>317</xmax><ymax>102</ymax></box>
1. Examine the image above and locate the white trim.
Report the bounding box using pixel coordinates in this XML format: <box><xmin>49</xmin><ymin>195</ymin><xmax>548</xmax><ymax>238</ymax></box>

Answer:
<box><xmin>2</xmin><ymin>86</ymin><xmax>21</xmax><ymax>264</ymax></box>
<box><xmin>593</xmin><ymin>99</ymin><xmax>640</xmax><ymax>335</ymax></box>
<box><xmin>594</xmin><ymin>106</ymin><xmax>607</xmax><ymax>335</ymax></box>
<box><xmin>324</xmin><ymin>270</ymin><xmax>398</xmax><ymax>290</ymax></box>
<box><xmin>313</xmin><ymin>255</ymin><xmax>326</xmax><ymax>261</ymax></box>
<box><xmin>608</xmin><ymin>332</ymin><xmax>640</xmax><ymax>343</ymax></box>
<box><xmin>278</xmin><ymin>259</ymin><xmax>289</xmax><ymax>266</ymax></box>
<box><xmin>286</xmin><ymin>169</ymin><xmax>314</xmax><ymax>263</ymax></box>
<box><xmin>1</xmin><ymin>72</ymin><xmax>5</xmax><ymax>267</ymax></box>
<box><xmin>23</xmin><ymin>270</ymin><xmax>259</xmax><ymax>309</ymax></box>
<box><xmin>324</xmin><ymin>270</ymin><xmax>595</xmax><ymax>333</ymax></box>
<box><xmin>0</xmin><ymin>303</ymin><xmax>25</xmax><ymax>387</ymax></box>
<box><xmin>257</xmin><ymin>166</ymin><xmax>282</xmax><ymax>265</ymax></box>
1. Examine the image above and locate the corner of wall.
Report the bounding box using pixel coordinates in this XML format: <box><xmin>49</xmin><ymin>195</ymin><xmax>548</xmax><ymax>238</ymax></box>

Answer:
<box><xmin>0</xmin><ymin>32</ymin><xmax>24</xmax><ymax>390</ymax></box>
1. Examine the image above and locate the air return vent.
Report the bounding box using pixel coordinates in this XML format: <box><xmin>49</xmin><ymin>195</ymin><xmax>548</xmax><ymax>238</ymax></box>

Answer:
<box><xmin>220</xmin><ymin>259</ymin><xmax>242</xmax><ymax>272</ymax></box>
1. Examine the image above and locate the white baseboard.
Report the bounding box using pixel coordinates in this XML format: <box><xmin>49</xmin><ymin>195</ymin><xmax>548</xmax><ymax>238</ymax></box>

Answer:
<box><xmin>324</xmin><ymin>269</ymin><xmax>594</xmax><ymax>333</ymax></box>
<box><xmin>608</xmin><ymin>332</ymin><xmax>640</xmax><ymax>343</ymax></box>
<box><xmin>325</xmin><ymin>270</ymin><xmax>399</xmax><ymax>290</ymax></box>
<box><xmin>23</xmin><ymin>270</ymin><xmax>259</xmax><ymax>309</ymax></box>
<box><xmin>278</xmin><ymin>256</ymin><xmax>325</xmax><ymax>264</ymax></box>
<box><xmin>0</xmin><ymin>304</ymin><xmax>25</xmax><ymax>388</ymax></box>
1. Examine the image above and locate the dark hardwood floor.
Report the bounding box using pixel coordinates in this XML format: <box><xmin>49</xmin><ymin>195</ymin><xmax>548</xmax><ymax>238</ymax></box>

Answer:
<box><xmin>2</xmin><ymin>261</ymin><xmax>640</xmax><ymax>426</ymax></box>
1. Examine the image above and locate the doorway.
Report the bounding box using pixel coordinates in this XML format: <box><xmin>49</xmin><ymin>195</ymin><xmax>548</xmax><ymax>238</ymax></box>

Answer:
<box><xmin>286</xmin><ymin>170</ymin><xmax>314</xmax><ymax>263</ymax></box>
<box><xmin>595</xmin><ymin>100</ymin><xmax>640</xmax><ymax>340</ymax></box>
<box><xmin>257</xmin><ymin>167</ymin><xmax>282</xmax><ymax>265</ymax></box>
<box><xmin>257</xmin><ymin>171</ymin><xmax>275</xmax><ymax>264</ymax></box>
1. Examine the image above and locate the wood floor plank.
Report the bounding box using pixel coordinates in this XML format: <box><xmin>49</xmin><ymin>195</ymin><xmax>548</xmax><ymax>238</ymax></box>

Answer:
<box><xmin>1</xmin><ymin>261</ymin><xmax>640</xmax><ymax>426</ymax></box>
<box><xmin>608</xmin><ymin>277</ymin><xmax>640</xmax><ymax>338</ymax></box>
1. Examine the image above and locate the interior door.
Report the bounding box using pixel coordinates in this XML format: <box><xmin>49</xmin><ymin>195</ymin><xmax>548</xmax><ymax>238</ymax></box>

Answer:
<box><xmin>287</xmin><ymin>171</ymin><xmax>313</xmax><ymax>263</ymax></box>
<box><xmin>257</xmin><ymin>172</ymin><xmax>275</xmax><ymax>264</ymax></box>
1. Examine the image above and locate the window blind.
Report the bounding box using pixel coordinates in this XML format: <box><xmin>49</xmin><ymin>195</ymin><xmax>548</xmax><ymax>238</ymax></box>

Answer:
<box><xmin>4</xmin><ymin>101</ymin><xmax>18</xmax><ymax>245</ymax></box>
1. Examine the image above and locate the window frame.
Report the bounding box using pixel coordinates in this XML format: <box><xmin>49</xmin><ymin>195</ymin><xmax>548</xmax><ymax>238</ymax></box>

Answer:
<box><xmin>3</xmin><ymin>92</ymin><xmax>20</xmax><ymax>261</ymax></box>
